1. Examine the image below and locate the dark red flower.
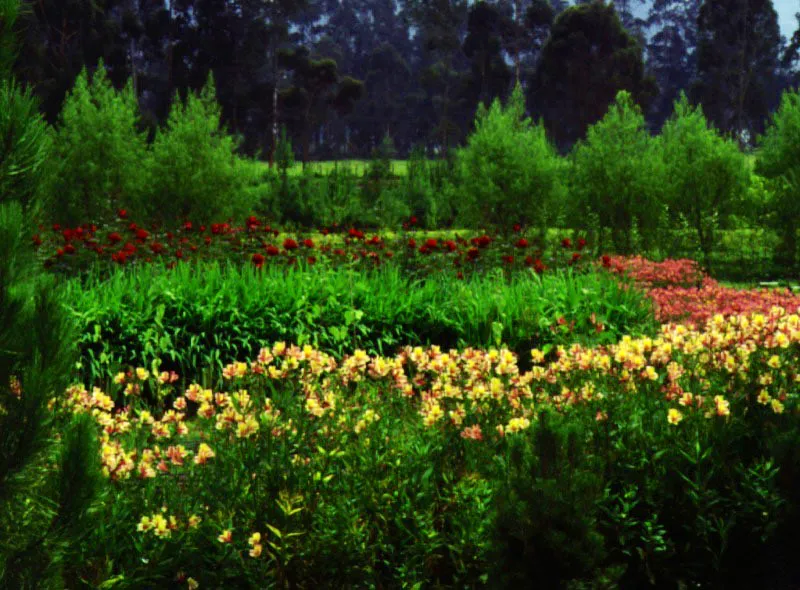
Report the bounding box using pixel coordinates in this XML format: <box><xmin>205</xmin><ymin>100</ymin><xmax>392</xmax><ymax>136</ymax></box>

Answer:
<box><xmin>118</xmin><ymin>209</ymin><xmax>128</xmax><ymax>219</ymax></box>
<box><xmin>307</xmin><ymin>256</ymin><xmax>316</xmax><ymax>265</ymax></box>
<box><xmin>348</xmin><ymin>228</ymin><xmax>364</xmax><ymax>239</ymax></box>
<box><xmin>425</xmin><ymin>238</ymin><xmax>438</xmax><ymax>249</ymax></box>
<box><xmin>467</xmin><ymin>247</ymin><xmax>479</xmax><ymax>261</ymax></box>
<box><xmin>321</xmin><ymin>228</ymin><xmax>330</xmax><ymax>236</ymax></box>
<box><xmin>303</xmin><ymin>238</ymin><xmax>314</xmax><ymax>248</ymax></box>
<box><xmin>32</xmin><ymin>234</ymin><xmax>42</xmax><ymax>247</ymax></box>
<box><xmin>456</xmin><ymin>271</ymin><xmax>464</xmax><ymax>280</ymax></box>
<box><xmin>569</xmin><ymin>252</ymin><xmax>581</xmax><ymax>265</ymax></box>
<box><xmin>252</xmin><ymin>252</ymin><xmax>265</xmax><ymax>267</ymax></box>
<box><xmin>561</xmin><ymin>237</ymin><xmax>572</xmax><ymax>249</ymax></box>
<box><xmin>601</xmin><ymin>254</ymin><xmax>612</xmax><ymax>268</ymax></box>
<box><xmin>175</xmin><ymin>250</ymin><xmax>184</xmax><ymax>259</ymax></box>
<box><xmin>515</xmin><ymin>238</ymin><xmax>528</xmax><ymax>248</ymax></box>
<box><xmin>52</xmin><ymin>224</ymin><xmax>61</xmax><ymax>231</ymax></box>
<box><xmin>63</xmin><ymin>244</ymin><xmax>76</xmax><ymax>255</ymax></box>
<box><xmin>183</xmin><ymin>221</ymin><xmax>193</xmax><ymax>231</ymax></box>
<box><xmin>513</xmin><ymin>223</ymin><xmax>522</xmax><ymax>233</ymax></box>
<box><xmin>135</xmin><ymin>228</ymin><xmax>149</xmax><ymax>242</ymax></box>
<box><xmin>577</xmin><ymin>237</ymin><xmax>587</xmax><ymax>250</ymax></box>
<box><xmin>150</xmin><ymin>242</ymin><xmax>165</xmax><ymax>254</ymax></box>
<box><xmin>503</xmin><ymin>255</ymin><xmax>514</xmax><ymax>264</ymax></box>
<box><xmin>204</xmin><ymin>236</ymin><xmax>212</xmax><ymax>246</ymax></box>
<box><xmin>190</xmin><ymin>245</ymin><xmax>198</xmax><ymax>252</ymax></box>
<box><xmin>333</xmin><ymin>248</ymin><xmax>346</xmax><ymax>256</ymax></box>
<box><xmin>55</xmin><ymin>248</ymin><xmax>64</xmax><ymax>257</ymax></box>
<box><xmin>444</xmin><ymin>240</ymin><xmax>457</xmax><ymax>252</ymax></box>
<box><xmin>266</xmin><ymin>245</ymin><xmax>280</xmax><ymax>256</ymax></box>
<box><xmin>407</xmin><ymin>238</ymin><xmax>417</xmax><ymax>249</ymax></box>
<box><xmin>283</xmin><ymin>238</ymin><xmax>298</xmax><ymax>250</ymax></box>
<box><xmin>385</xmin><ymin>251</ymin><xmax>394</xmax><ymax>258</ymax></box>
<box><xmin>409</xmin><ymin>216</ymin><xmax>418</xmax><ymax>226</ymax></box>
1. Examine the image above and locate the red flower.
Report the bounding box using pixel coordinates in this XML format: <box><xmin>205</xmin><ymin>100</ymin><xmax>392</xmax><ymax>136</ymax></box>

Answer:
<box><xmin>444</xmin><ymin>240</ymin><xmax>457</xmax><ymax>252</ymax></box>
<box><xmin>577</xmin><ymin>237</ymin><xmax>587</xmax><ymax>250</ymax></box>
<box><xmin>135</xmin><ymin>228</ymin><xmax>149</xmax><ymax>242</ymax></box>
<box><xmin>303</xmin><ymin>238</ymin><xmax>314</xmax><ymax>248</ymax></box>
<box><xmin>183</xmin><ymin>221</ymin><xmax>193</xmax><ymax>231</ymax></box>
<box><xmin>266</xmin><ymin>245</ymin><xmax>280</xmax><ymax>256</ymax></box>
<box><xmin>419</xmin><ymin>245</ymin><xmax>431</xmax><ymax>254</ymax></box>
<box><xmin>385</xmin><ymin>251</ymin><xmax>394</xmax><ymax>258</ymax></box>
<box><xmin>307</xmin><ymin>256</ymin><xmax>316</xmax><ymax>265</ymax></box>
<box><xmin>283</xmin><ymin>238</ymin><xmax>298</xmax><ymax>250</ymax></box>
<box><xmin>252</xmin><ymin>253</ymin><xmax>265</xmax><ymax>267</ymax></box>
<box><xmin>62</xmin><ymin>229</ymin><xmax>74</xmax><ymax>242</ymax></box>
<box><xmin>513</xmin><ymin>223</ymin><xmax>522</xmax><ymax>233</ymax></box>
<box><xmin>471</xmin><ymin>235</ymin><xmax>492</xmax><ymax>248</ymax></box>
<box><xmin>601</xmin><ymin>254</ymin><xmax>612</xmax><ymax>268</ymax></box>
<box><xmin>467</xmin><ymin>248</ymin><xmax>479</xmax><ymax>261</ymax></box>
<box><xmin>456</xmin><ymin>271</ymin><xmax>464</xmax><ymax>280</ymax></box>
<box><xmin>407</xmin><ymin>238</ymin><xmax>417</xmax><ymax>249</ymax></box>
<box><xmin>55</xmin><ymin>248</ymin><xmax>64</xmax><ymax>257</ymax></box>
<box><xmin>63</xmin><ymin>244</ymin><xmax>76</xmax><ymax>255</ymax></box>
<box><xmin>246</xmin><ymin>215</ymin><xmax>260</xmax><ymax>228</ymax></box>
<box><xmin>52</xmin><ymin>224</ymin><xmax>61</xmax><ymax>231</ymax></box>
<box><xmin>561</xmin><ymin>237</ymin><xmax>572</xmax><ymax>249</ymax></box>
<box><xmin>112</xmin><ymin>251</ymin><xmax>127</xmax><ymax>264</ymax></box>
<box><xmin>503</xmin><ymin>255</ymin><xmax>514</xmax><ymax>264</ymax></box>
<box><xmin>348</xmin><ymin>228</ymin><xmax>364</xmax><ymax>239</ymax></box>
<box><xmin>333</xmin><ymin>248</ymin><xmax>346</xmax><ymax>256</ymax></box>
<box><xmin>409</xmin><ymin>216</ymin><xmax>418</xmax><ymax>226</ymax></box>
<box><xmin>118</xmin><ymin>209</ymin><xmax>128</xmax><ymax>219</ymax></box>
<box><xmin>204</xmin><ymin>236</ymin><xmax>212</xmax><ymax>246</ymax></box>
<box><xmin>175</xmin><ymin>250</ymin><xmax>184</xmax><ymax>259</ymax></box>
<box><xmin>190</xmin><ymin>245</ymin><xmax>198</xmax><ymax>252</ymax></box>
<box><xmin>321</xmin><ymin>228</ymin><xmax>330</xmax><ymax>236</ymax></box>
<box><xmin>32</xmin><ymin>234</ymin><xmax>42</xmax><ymax>247</ymax></box>
<box><xmin>515</xmin><ymin>238</ymin><xmax>528</xmax><ymax>248</ymax></box>
<box><xmin>425</xmin><ymin>238</ymin><xmax>438</xmax><ymax>249</ymax></box>
<box><xmin>150</xmin><ymin>242</ymin><xmax>165</xmax><ymax>254</ymax></box>
<box><xmin>569</xmin><ymin>252</ymin><xmax>581</xmax><ymax>265</ymax></box>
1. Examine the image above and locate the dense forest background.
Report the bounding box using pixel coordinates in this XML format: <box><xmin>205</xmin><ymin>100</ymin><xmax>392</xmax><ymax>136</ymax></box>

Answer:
<box><xmin>9</xmin><ymin>0</ymin><xmax>800</xmax><ymax>160</ymax></box>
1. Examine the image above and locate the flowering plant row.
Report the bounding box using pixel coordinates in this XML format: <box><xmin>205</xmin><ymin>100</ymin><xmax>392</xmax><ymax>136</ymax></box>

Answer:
<box><xmin>41</xmin><ymin>306</ymin><xmax>800</xmax><ymax>586</ymax></box>
<box><xmin>34</xmin><ymin>211</ymin><xmax>589</xmax><ymax>279</ymax></box>
<box><xmin>601</xmin><ymin>255</ymin><xmax>800</xmax><ymax>325</ymax></box>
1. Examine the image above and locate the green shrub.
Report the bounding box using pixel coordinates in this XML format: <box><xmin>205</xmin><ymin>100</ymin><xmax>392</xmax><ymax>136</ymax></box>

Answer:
<box><xmin>0</xmin><ymin>78</ymin><xmax>50</xmax><ymax>213</ymax></box>
<box><xmin>658</xmin><ymin>94</ymin><xmax>750</xmax><ymax>272</ymax></box>
<box><xmin>570</xmin><ymin>90</ymin><xmax>666</xmax><ymax>254</ymax></box>
<box><xmin>147</xmin><ymin>74</ymin><xmax>260</xmax><ymax>225</ymax></box>
<box><xmin>454</xmin><ymin>83</ymin><xmax>565</xmax><ymax>232</ymax></box>
<box><xmin>756</xmin><ymin>88</ymin><xmax>800</xmax><ymax>269</ymax></box>
<box><xmin>47</xmin><ymin>64</ymin><xmax>148</xmax><ymax>226</ymax></box>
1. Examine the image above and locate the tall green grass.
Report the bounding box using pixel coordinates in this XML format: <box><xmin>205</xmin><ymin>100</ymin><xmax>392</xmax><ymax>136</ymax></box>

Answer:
<box><xmin>61</xmin><ymin>263</ymin><xmax>656</xmax><ymax>393</ymax></box>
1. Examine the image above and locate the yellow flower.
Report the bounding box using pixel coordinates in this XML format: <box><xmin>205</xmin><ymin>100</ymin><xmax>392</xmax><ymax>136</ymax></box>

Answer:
<box><xmin>194</xmin><ymin>443</ymin><xmax>215</xmax><ymax>465</ymax></box>
<box><xmin>187</xmin><ymin>515</ymin><xmax>202</xmax><ymax>529</ymax></box>
<box><xmin>771</xmin><ymin>399</ymin><xmax>785</xmax><ymax>414</ymax></box>
<box><xmin>249</xmin><ymin>543</ymin><xmax>263</xmax><ymax>558</ymax></box>
<box><xmin>713</xmin><ymin>395</ymin><xmax>730</xmax><ymax>417</ymax></box>
<box><xmin>135</xmin><ymin>367</ymin><xmax>150</xmax><ymax>381</ymax></box>
<box><xmin>767</xmin><ymin>355</ymin><xmax>781</xmax><ymax>369</ymax></box>
<box><xmin>757</xmin><ymin>390</ymin><xmax>771</xmax><ymax>405</ymax></box>
<box><xmin>137</xmin><ymin>515</ymin><xmax>153</xmax><ymax>532</ymax></box>
<box><xmin>505</xmin><ymin>416</ymin><xmax>531</xmax><ymax>434</ymax></box>
<box><xmin>530</xmin><ymin>349</ymin><xmax>545</xmax><ymax>364</ymax></box>
<box><xmin>667</xmin><ymin>408</ymin><xmax>683</xmax><ymax>425</ymax></box>
<box><xmin>248</xmin><ymin>532</ymin><xmax>262</xmax><ymax>546</ymax></box>
<box><xmin>217</xmin><ymin>529</ymin><xmax>232</xmax><ymax>543</ymax></box>
<box><xmin>187</xmin><ymin>578</ymin><xmax>199</xmax><ymax>590</ymax></box>
<box><xmin>113</xmin><ymin>372</ymin><xmax>127</xmax><ymax>385</ymax></box>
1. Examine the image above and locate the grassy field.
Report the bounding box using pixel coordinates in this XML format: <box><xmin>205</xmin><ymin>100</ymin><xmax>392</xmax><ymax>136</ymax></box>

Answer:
<box><xmin>260</xmin><ymin>159</ymin><xmax>412</xmax><ymax>177</ymax></box>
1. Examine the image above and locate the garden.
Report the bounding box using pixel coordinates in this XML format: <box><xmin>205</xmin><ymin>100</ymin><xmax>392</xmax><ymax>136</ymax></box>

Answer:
<box><xmin>6</xmin><ymin>11</ymin><xmax>800</xmax><ymax>590</ymax></box>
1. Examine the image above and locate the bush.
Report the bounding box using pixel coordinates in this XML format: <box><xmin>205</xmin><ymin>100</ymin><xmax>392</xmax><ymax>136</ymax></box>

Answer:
<box><xmin>0</xmin><ymin>78</ymin><xmax>50</xmax><ymax>213</ymax></box>
<box><xmin>570</xmin><ymin>90</ymin><xmax>666</xmax><ymax>254</ymax></box>
<box><xmin>454</xmin><ymin>83</ymin><xmax>565</xmax><ymax>232</ymax></box>
<box><xmin>658</xmin><ymin>94</ymin><xmax>750</xmax><ymax>272</ymax></box>
<box><xmin>147</xmin><ymin>74</ymin><xmax>261</xmax><ymax>225</ymax></box>
<box><xmin>47</xmin><ymin>64</ymin><xmax>149</xmax><ymax>226</ymax></box>
<box><xmin>756</xmin><ymin>88</ymin><xmax>800</xmax><ymax>269</ymax></box>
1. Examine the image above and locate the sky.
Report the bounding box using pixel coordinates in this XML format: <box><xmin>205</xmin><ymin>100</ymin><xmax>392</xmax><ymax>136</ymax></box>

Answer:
<box><xmin>773</xmin><ymin>0</ymin><xmax>798</xmax><ymax>39</ymax></box>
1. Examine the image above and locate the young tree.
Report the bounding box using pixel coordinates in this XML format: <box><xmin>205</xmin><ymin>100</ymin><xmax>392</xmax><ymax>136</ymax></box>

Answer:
<box><xmin>756</xmin><ymin>89</ymin><xmax>800</xmax><ymax>268</ymax></box>
<box><xmin>659</xmin><ymin>93</ymin><xmax>750</xmax><ymax>271</ymax></box>
<box><xmin>455</xmin><ymin>83</ymin><xmax>566</xmax><ymax>232</ymax></box>
<box><xmin>570</xmin><ymin>90</ymin><xmax>666</xmax><ymax>253</ymax></box>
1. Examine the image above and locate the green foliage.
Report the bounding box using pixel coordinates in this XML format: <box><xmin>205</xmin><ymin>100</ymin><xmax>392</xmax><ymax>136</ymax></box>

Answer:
<box><xmin>570</xmin><ymin>90</ymin><xmax>666</xmax><ymax>254</ymax></box>
<box><xmin>0</xmin><ymin>78</ymin><xmax>51</xmax><ymax>213</ymax></box>
<box><xmin>490</xmin><ymin>410</ymin><xmax>611</xmax><ymax>588</ymax></box>
<box><xmin>0</xmin><ymin>0</ymin><xmax>21</xmax><ymax>78</ymax></box>
<box><xmin>658</xmin><ymin>94</ymin><xmax>750</xmax><ymax>271</ymax></box>
<box><xmin>454</xmin><ymin>83</ymin><xmax>565</xmax><ymax>231</ymax></box>
<box><xmin>47</xmin><ymin>64</ymin><xmax>149</xmax><ymax>226</ymax></box>
<box><xmin>61</xmin><ymin>264</ymin><xmax>656</xmax><ymax>392</ymax></box>
<box><xmin>756</xmin><ymin>88</ymin><xmax>800</xmax><ymax>268</ymax></box>
<box><xmin>0</xmin><ymin>202</ymin><xmax>101</xmax><ymax>587</ymax></box>
<box><xmin>148</xmin><ymin>74</ymin><xmax>262</xmax><ymax>225</ymax></box>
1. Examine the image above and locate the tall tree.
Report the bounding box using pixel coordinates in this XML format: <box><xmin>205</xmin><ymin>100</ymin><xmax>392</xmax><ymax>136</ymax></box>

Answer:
<box><xmin>15</xmin><ymin>0</ymin><xmax>130</xmax><ymax>122</ymax></box>
<box><xmin>692</xmin><ymin>0</ymin><xmax>782</xmax><ymax>145</ymax></box>
<box><xmin>530</xmin><ymin>1</ymin><xmax>658</xmax><ymax>151</ymax></box>
<box><xmin>646</xmin><ymin>0</ymin><xmax>701</xmax><ymax>129</ymax></box>
<box><xmin>278</xmin><ymin>46</ymin><xmax>364</xmax><ymax>163</ymax></box>
<box><xmin>462</xmin><ymin>1</ymin><xmax>512</xmax><ymax>112</ymax></box>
